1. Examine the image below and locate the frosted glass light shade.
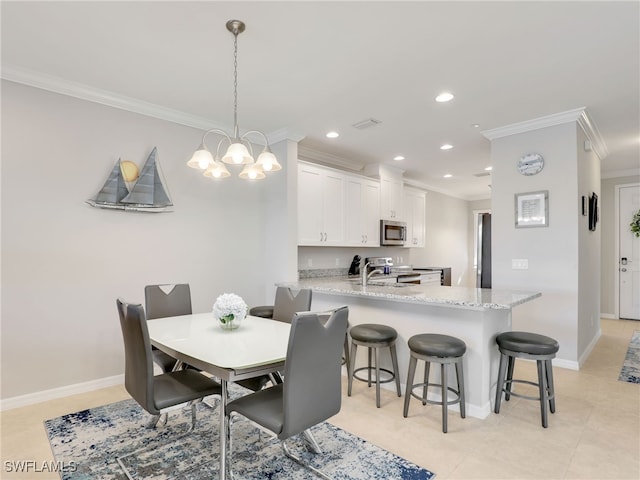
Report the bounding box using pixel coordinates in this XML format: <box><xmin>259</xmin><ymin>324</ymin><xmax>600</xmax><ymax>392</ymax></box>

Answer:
<box><xmin>239</xmin><ymin>163</ymin><xmax>265</xmax><ymax>180</ymax></box>
<box><xmin>203</xmin><ymin>161</ymin><xmax>231</xmax><ymax>179</ymax></box>
<box><xmin>222</xmin><ymin>142</ymin><xmax>253</xmax><ymax>165</ymax></box>
<box><xmin>187</xmin><ymin>144</ymin><xmax>214</xmax><ymax>170</ymax></box>
<box><xmin>256</xmin><ymin>150</ymin><xmax>281</xmax><ymax>172</ymax></box>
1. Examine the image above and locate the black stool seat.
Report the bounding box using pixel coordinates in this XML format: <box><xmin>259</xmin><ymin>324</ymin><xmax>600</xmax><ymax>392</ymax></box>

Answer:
<box><xmin>348</xmin><ymin>323</ymin><xmax>401</xmax><ymax>408</ymax></box>
<box><xmin>409</xmin><ymin>334</ymin><xmax>466</xmax><ymax>358</ymax></box>
<box><xmin>404</xmin><ymin>333</ymin><xmax>466</xmax><ymax>433</ymax></box>
<box><xmin>350</xmin><ymin>324</ymin><xmax>398</xmax><ymax>343</ymax></box>
<box><xmin>494</xmin><ymin>330</ymin><xmax>559</xmax><ymax>428</ymax></box>
<box><xmin>496</xmin><ymin>331</ymin><xmax>559</xmax><ymax>356</ymax></box>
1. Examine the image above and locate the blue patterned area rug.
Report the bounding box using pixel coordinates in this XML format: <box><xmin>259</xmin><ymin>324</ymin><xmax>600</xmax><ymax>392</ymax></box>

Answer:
<box><xmin>619</xmin><ymin>330</ymin><xmax>640</xmax><ymax>384</ymax></box>
<box><xmin>44</xmin><ymin>392</ymin><xmax>435</xmax><ymax>480</ymax></box>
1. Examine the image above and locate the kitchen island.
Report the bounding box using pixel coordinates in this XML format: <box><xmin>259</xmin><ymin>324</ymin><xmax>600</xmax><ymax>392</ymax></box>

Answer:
<box><xmin>277</xmin><ymin>277</ymin><xmax>541</xmax><ymax>419</ymax></box>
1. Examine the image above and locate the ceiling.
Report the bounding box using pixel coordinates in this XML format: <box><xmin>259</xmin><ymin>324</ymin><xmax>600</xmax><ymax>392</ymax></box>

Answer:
<box><xmin>2</xmin><ymin>1</ymin><xmax>639</xmax><ymax>200</ymax></box>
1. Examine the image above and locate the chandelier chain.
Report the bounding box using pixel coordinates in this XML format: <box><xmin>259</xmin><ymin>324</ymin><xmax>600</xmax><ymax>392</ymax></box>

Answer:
<box><xmin>233</xmin><ymin>31</ymin><xmax>239</xmax><ymax>137</ymax></box>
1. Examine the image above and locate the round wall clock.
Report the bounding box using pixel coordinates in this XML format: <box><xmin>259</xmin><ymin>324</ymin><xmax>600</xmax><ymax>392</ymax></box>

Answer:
<box><xmin>517</xmin><ymin>153</ymin><xmax>544</xmax><ymax>176</ymax></box>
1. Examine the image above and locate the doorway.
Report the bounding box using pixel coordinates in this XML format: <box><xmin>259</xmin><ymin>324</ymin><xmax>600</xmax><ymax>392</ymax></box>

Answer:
<box><xmin>617</xmin><ymin>183</ymin><xmax>640</xmax><ymax>320</ymax></box>
<box><xmin>474</xmin><ymin>210</ymin><xmax>492</xmax><ymax>288</ymax></box>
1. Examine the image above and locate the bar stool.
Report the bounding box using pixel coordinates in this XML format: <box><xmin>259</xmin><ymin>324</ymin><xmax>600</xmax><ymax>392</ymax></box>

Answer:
<box><xmin>403</xmin><ymin>333</ymin><xmax>466</xmax><ymax>433</ymax></box>
<box><xmin>494</xmin><ymin>331</ymin><xmax>559</xmax><ymax>428</ymax></box>
<box><xmin>348</xmin><ymin>323</ymin><xmax>402</xmax><ymax>408</ymax></box>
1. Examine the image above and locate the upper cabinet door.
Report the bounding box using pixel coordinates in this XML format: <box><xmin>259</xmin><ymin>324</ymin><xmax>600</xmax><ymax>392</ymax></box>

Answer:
<box><xmin>297</xmin><ymin>162</ymin><xmax>345</xmax><ymax>246</ymax></box>
<box><xmin>380</xmin><ymin>176</ymin><xmax>404</xmax><ymax>220</ymax></box>
<box><xmin>298</xmin><ymin>163</ymin><xmax>324</xmax><ymax>245</ymax></box>
<box><xmin>404</xmin><ymin>187</ymin><xmax>426</xmax><ymax>248</ymax></box>
<box><xmin>344</xmin><ymin>176</ymin><xmax>380</xmax><ymax>247</ymax></box>
<box><xmin>362</xmin><ymin>180</ymin><xmax>381</xmax><ymax>246</ymax></box>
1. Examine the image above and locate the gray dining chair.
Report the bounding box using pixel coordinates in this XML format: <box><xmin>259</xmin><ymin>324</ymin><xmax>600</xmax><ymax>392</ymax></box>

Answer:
<box><xmin>249</xmin><ymin>286</ymin><xmax>313</xmax><ymax>322</ymax></box>
<box><xmin>226</xmin><ymin>306</ymin><xmax>349</xmax><ymax>480</ymax></box>
<box><xmin>116</xmin><ymin>298</ymin><xmax>222</xmax><ymax>478</ymax></box>
<box><xmin>237</xmin><ymin>287</ymin><xmax>314</xmax><ymax>392</ymax></box>
<box><xmin>145</xmin><ymin>283</ymin><xmax>192</xmax><ymax>373</ymax></box>
<box><xmin>250</xmin><ymin>287</ymin><xmax>350</xmax><ymax>369</ymax></box>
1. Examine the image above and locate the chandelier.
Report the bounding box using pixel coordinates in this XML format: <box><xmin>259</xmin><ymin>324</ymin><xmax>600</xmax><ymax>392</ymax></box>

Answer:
<box><xmin>187</xmin><ymin>20</ymin><xmax>281</xmax><ymax>180</ymax></box>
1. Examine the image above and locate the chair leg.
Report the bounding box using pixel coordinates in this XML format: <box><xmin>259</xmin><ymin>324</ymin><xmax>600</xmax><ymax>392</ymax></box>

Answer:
<box><xmin>455</xmin><ymin>358</ymin><xmax>466</xmax><ymax>419</ymax></box>
<box><xmin>367</xmin><ymin>347</ymin><xmax>373</xmax><ymax>387</ymax></box>
<box><xmin>146</xmin><ymin>413</ymin><xmax>167</xmax><ymax>429</ymax></box>
<box><xmin>347</xmin><ymin>343</ymin><xmax>358</xmax><ymax>396</ymax></box>
<box><xmin>302</xmin><ymin>429</ymin><xmax>322</xmax><ymax>454</ymax></box>
<box><xmin>282</xmin><ymin>440</ymin><xmax>333</xmax><ymax>480</ymax></box>
<box><xmin>374</xmin><ymin>347</ymin><xmax>381</xmax><ymax>408</ymax></box>
<box><xmin>546</xmin><ymin>359</ymin><xmax>556</xmax><ymax>413</ymax></box>
<box><xmin>494</xmin><ymin>352</ymin><xmax>507</xmax><ymax>414</ymax></box>
<box><xmin>441</xmin><ymin>363</ymin><xmax>448</xmax><ymax>433</ymax></box>
<box><xmin>505</xmin><ymin>355</ymin><xmax>515</xmax><ymax>401</ymax></box>
<box><xmin>423</xmin><ymin>361</ymin><xmax>431</xmax><ymax>405</ymax></box>
<box><xmin>389</xmin><ymin>344</ymin><xmax>402</xmax><ymax>397</ymax></box>
<box><xmin>342</xmin><ymin>335</ymin><xmax>350</xmax><ymax>368</ymax></box>
<box><xmin>537</xmin><ymin>360</ymin><xmax>549</xmax><ymax>428</ymax></box>
<box><xmin>403</xmin><ymin>355</ymin><xmax>417</xmax><ymax>417</ymax></box>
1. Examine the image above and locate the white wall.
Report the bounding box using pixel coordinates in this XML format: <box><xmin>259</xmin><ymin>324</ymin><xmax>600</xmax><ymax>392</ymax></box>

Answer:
<box><xmin>411</xmin><ymin>190</ymin><xmax>472</xmax><ymax>286</ymax></box>
<box><xmin>1</xmin><ymin>81</ymin><xmax>296</xmax><ymax>400</ymax></box>
<box><xmin>490</xmin><ymin>121</ymin><xmax>600</xmax><ymax>367</ymax></box>
<box><xmin>576</xmin><ymin>127</ymin><xmax>602</xmax><ymax>357</ymax></box>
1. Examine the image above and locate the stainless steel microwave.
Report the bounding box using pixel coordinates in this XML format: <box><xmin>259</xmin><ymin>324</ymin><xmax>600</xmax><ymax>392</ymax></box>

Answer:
<box><xmin>380</xmin><ymin>219</ymin><xmax>407</xmax><ymax>246</ymax></box>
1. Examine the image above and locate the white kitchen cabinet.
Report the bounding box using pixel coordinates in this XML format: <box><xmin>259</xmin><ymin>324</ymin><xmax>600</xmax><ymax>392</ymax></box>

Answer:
<box><xmin>298</xmin><ymin>162</ymin><xmax>345</xmax><ymax>245</ymax></box>
<box><xmin>380</xmin><ymin>176</ymin><xmax>404</xmax><ymax>220</ymax></box>
<box><xmin>404</xmin><ymin>187</ymin><xmax>426</xmax><ymax>248</ymax></box>
<box><xmin>345</xmin><ymin>175</ymin><xmax>380</xmax><ymax>247</ymax></box>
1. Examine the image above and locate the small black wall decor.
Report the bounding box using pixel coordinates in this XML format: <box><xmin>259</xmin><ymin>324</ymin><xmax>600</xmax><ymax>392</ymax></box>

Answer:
<box><xmin>588</xmin><ymin>192</ymin><xmax>598</xmax><ymax>231</ymax></box>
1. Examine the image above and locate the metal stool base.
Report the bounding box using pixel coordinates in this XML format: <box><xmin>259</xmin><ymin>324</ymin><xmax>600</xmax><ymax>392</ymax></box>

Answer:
<box><xmin>494</xmin><ymin>348</ymin><xmax>556</xmax><ymax>428</ymax></box>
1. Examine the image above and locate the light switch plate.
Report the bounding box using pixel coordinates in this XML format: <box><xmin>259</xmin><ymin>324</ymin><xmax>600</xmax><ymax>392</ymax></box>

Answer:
<box><xmin>512</xmin><ymin>259</ymin><xmax>529</xmax><ymax>269</ymax></box>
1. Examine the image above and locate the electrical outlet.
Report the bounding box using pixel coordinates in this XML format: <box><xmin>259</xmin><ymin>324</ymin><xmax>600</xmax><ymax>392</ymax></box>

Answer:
<box><xmin>511</xmin><ymin>259</ymin><xmax>528</xmax><ymax>270</ymax></box>
<box><xmin>335</xmin><ymin>258</ymin><xmax>340</xmax><ymax>266</ymax></box>
<box><xmin>307</xmin><ymin>259</ymin><xmax>313</xmax><ymax>267</ymax></box>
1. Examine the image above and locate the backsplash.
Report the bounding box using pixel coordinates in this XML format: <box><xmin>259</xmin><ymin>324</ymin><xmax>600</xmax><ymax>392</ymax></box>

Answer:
<box><xmin>298</xmin><ymin>268</ymin><xmax>349</xmax><ymax>279</ymax></box>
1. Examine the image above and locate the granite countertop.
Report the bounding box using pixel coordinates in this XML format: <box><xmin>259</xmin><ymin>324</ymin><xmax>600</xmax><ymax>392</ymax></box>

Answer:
<box><xmin>278</xmin><ymin>277</ymin><xmax>541</xmax><ymax>311</ymax></box>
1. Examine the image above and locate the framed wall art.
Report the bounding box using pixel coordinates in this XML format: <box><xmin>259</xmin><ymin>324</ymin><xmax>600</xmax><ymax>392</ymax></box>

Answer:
<box><xmin>515</xmin><ymin>190</ymin><xmax>549</xmax><ymax>228</ymax></box>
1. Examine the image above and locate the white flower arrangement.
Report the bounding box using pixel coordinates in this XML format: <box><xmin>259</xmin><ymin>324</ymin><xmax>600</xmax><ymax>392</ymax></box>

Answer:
<box><xmin>212</xmin><ymin>293</ymin><xmax>247</xmax><ymax>328</ymax></box>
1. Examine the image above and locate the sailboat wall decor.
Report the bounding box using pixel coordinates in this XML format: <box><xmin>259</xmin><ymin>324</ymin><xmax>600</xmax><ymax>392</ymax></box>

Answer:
<box><xmin>87</xmin><ymin>147</ymin><xmax>173</xmax><ymax>212</ymax></box>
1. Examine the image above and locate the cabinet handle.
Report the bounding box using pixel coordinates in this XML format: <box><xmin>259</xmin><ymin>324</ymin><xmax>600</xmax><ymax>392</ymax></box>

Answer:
<box><xmin>324</xmin><ymin>232</ymin><xmax>327</xmax><ymax>241</ymax></box>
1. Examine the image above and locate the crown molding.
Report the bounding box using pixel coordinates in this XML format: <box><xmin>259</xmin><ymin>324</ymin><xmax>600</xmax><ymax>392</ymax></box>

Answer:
<box><xmin>481</xmin><ymin>107</ymin><xmax>609</xmax><ymax>160</ymax></box>
<box><xmin>576</xmin><ymin>109</ymin><xmax>609</xmax><ymax>160</ymax></box>
<box><xmin>1</xmin><ymin>64</ymin><xmax>296</xmax><ymax>144</ymax></box>
<box><xmin>297</xmin><ymin>145</ymin><xmax>365</xmax><ymax>171</ymax></box>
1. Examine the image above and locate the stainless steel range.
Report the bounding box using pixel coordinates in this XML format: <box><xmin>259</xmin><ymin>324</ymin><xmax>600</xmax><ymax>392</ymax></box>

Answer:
<box><xmin>363</xmin><ymin>257</ymin><xmax>443</xmax><ymax>285</ymax></box>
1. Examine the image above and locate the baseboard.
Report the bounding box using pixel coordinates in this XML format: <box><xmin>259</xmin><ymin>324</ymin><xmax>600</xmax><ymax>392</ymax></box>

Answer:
<box><xmin>0</xmin><ymin>374</ymin><xmax>124</xmax><ymax>411</ymax></box>
<box><xmin>600</xmin><ymin>313</ymin><xmax>617</xmax><ymax>319</ymax></box>
<box><xmin>576</xmin><ymin>327</ymin><xmax>602</xmax><ymax>369</ymax></box>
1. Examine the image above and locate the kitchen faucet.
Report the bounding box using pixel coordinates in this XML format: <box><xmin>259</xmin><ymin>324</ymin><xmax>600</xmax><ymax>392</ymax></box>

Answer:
<box><xmin>361</xmin><ymin>262</ymin><xmax>384</xmax><ymax>286</ymax></box>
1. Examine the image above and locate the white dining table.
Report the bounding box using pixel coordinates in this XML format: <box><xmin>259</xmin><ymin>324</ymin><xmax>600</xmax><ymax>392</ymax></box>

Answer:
<box><xmin>147</xmin><ymin>312</ymin><xmax>291</xmax><ymax>480</ymax></box>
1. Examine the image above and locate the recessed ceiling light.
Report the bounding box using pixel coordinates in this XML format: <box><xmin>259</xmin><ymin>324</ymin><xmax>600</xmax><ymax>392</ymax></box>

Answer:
<box><xmin>484</xmin><ymin>166</ymin><xmax>493</xmax><ymax>171</ymax></box>
<box><xmin>435</xmin><ymin>92</ymin><xmax>454</xmax><ymax>103</ymax></box>
<box><xmin>443</xmin><ymin>174</ymin><xmax>453</xmax><ymax>178</ymax></box>
<box><xmin>440</xmin><ymin>144</ymin><xmax>453</xmax><ymax>150</ymax></box>
<box><xmin>393</xmin><ymin>155</ymin><xmax>405</xmax><ymax>161</ymax></box>
<box><xmin>472</xmin><ymin>123</ymin><xmax>480</xmax><ymax>128</ymax></box>
<box><xmin>326</xmin><ymin>131</ymin><xmax>339</xmax><ymax>138</ymax></box>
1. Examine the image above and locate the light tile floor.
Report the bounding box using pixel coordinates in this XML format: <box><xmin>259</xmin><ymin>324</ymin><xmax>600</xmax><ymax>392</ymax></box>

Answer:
<box><xmin>1</xmin><ymin>318</ymin><xmax>639</xmax><ymax>479</ymax></box>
